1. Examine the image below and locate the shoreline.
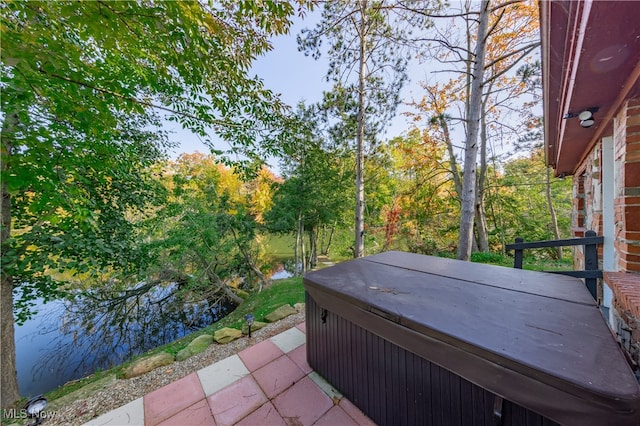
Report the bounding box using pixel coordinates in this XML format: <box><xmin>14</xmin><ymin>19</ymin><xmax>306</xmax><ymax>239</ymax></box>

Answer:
<box><xmin>43</xmin><ymin>312</ymin><xmax>305</xmax><ymax>426</ymax></box>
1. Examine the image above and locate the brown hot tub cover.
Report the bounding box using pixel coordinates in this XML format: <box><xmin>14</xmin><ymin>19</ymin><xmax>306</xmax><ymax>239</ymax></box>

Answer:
<box><xmin>304</xmin><ymin>251</ymin><xmax>640</xmax><ymax>426</ymax></box>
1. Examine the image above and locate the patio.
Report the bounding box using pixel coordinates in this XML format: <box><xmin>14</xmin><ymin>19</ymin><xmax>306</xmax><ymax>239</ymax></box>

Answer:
<box><xmin>82</xmin><ymin>322</ymin><xmax>375</xmax><ymax>426</ymax></box>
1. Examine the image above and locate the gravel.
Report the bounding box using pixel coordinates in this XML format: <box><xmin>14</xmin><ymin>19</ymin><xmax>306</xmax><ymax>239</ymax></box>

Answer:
<box><xmin>45</xmin><ymin>312</ymin><xmax>305</xmax><ymax>426</ymax></box>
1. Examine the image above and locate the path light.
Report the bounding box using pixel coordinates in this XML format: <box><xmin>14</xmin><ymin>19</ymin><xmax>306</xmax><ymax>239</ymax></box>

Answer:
<box><xmin>579</xmin><ymin>110</ymin><xmax>595</xmax><ymax>128</ymax></box>
<box><xmin>24</xmin><ymin>395</ymin><xmax>47</xmax><ymax>425</ymax></box>
<box><xmin>244</xmin><ymin>313</ymin><xmax>255</xmax><ymax>338</ymax></box>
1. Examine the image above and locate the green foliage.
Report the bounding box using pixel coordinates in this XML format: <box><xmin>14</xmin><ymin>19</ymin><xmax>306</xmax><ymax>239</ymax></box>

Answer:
<box><xmin>265</xmin><ymin>103</ymin><xmax>353</xmax><ymax>263</ymax></box>
<box><xmin>1</xmin><ymin>0</ymin><xmax>302</xmax><ymax>321</ymax></box>
<box><xmin>298</xmin><ymin>1</ymin><xmax>439</xmax><ymax>256</ymax></box>
<box><xmin>224</xmin><ymin>276</ymin><xmax>305</xmax><ymax>328</ymax></box>
<box><xmin>147</xmin><ymin>154</ymin><xmax>268</xmax><ymax>294</ymax></box>
<box><xmin>493</xmin><ymin>148</ymin><xmax>572</xmax><ymax>248</ymax></box>
<box><xmin>470</xmin><ymin>251</ymin><xmax>508</xmax><ymax>265</ymax></box>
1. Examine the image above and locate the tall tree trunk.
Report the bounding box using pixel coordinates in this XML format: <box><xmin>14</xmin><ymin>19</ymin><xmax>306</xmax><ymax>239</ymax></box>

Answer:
<box><xmin>230</xmin><ymin>228</ymin><xmax>270</xmax><ymax>292</ymax></box>
<box><xmin>546</xmin><ymin>165</ymin><xmax>562</xmax><ymax>259</ymax></box>
<box><xmin>1</xmin><ymin>114</ymin><xmax>20</xmax><ymax>408</ymax></box>
<box><xmin>308</xmin><ymin>228</ymin><xmax>318</xmax><ymax>269</ymax></box>
<box><xmin>458</xmin><ymin>0</ymin><xmax>490</xmax><ymax>261</ymax></box>
<box><xmin>440</xmin><ymin>116</ymin><xmax>463</xmax><ymax>198</ymax></box>
<box><xmin>475</xmin><ymin>99</ymin><xmax>490</xmax><ymax>252</ymax></box>
<box><xmin>293</xmin><ymin>210</ymin><xmax>302</xmax><ymax>277</ymax></box>
<box><xmin>319</xmin><ymin>225</ymin><xmax>326</xmax><ymax>256</ymax></box>
<box><xmin>354</xmin><ymin>3</ymin><xmax>368</xmax><ymax>259</ymax></box>
<box><xmin>300</xmin><ymin>219</ymin><xmax>306</xmax><ymax>273</ymax></box>
<box><xmin>475</xmin><ymin>201</ymin><xmax>490</xmax><ymax>251</ymax></box>
<box><xmin>324</xmin><ymin>221</ymin><xmax>337</xmax><ymax>256</ymax></box>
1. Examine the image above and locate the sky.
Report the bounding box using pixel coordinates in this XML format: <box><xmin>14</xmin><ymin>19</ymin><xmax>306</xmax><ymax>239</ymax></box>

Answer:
<box><xmin>166</xmin><ymin>10</ymin><xmax>429</xmax><ymax>165</ymax></box>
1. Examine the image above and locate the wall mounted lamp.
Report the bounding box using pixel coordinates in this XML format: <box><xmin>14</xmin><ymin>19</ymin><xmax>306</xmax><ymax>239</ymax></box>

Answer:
<box><xmin>563</xmin><ymin>107</ymin><xmax>598</xmax><ymax>128</ymax></box>
<box><xmin>578</xmin><ymin>110</ymin><xmax>595</xmax><ymax>128</ymax></box>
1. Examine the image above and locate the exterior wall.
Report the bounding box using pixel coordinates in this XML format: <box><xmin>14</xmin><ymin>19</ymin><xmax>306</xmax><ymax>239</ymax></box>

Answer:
<box><xmin>607</xmin><ymin>271</ymin><xmax>640</xmax><ymax>368</ymax></box>
<box><xmin>573</xmin><ymin>99</ymin><xmax>640</xmax><ymax>273</ymax></box>
<box><xmin>574</xmin><ymin>99</ymin><xmax>640</xmax><ymax>368</ymax></box>
<box><xmin>572</xmin><ymin>99</ymin><xmax>640</xmax><ymax>367</ymax></box>
<box><xmin>615</xmin><ymin>99</ymin><xmax>640</xmax><ymax>272</ymax></box>
<box><xmin>571</xmin><ymin>141</ymin><xmax>603</xmax><ymax>276</ymax></box>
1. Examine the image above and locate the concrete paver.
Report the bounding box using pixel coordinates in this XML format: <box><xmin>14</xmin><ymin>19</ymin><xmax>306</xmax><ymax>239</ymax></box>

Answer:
<box><xmin>81</xmin><ymin>322</ymin><xmax>375</xmax><ymax>426</ymax></box>
<box><xmin>197</xmin><ymin>355</ymin><xmax>249</xmax><ymax>397</ymax></box>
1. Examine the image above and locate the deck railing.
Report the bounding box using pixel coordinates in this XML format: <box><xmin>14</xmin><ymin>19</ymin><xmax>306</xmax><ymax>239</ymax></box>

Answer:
<box><xmin>505</xmin><ymin>230</ymin><xmax>604</xmax><ymax>301</ymax></box>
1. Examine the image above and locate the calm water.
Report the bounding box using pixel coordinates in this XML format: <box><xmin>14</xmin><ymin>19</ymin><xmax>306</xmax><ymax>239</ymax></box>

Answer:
<box><xmin>14</xmin><ymin>291</ymin><xmax>230</xmax><ymax>397</ymax></box>
<box><xmin>14</xmin><ymin>261</ymin><xmax>295</xmax><ymax>397</ymax></box>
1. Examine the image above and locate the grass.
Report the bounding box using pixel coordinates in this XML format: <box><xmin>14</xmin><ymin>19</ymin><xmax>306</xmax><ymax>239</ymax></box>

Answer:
<box><xmin>38</xmin><ymin>276</ymin><xmax>304</xmax><ymax>407</ymax></box>
<box><xmin>469</xmin><ymin>250</ymin><xmax>574</xmax><ymax>271</ymax></box>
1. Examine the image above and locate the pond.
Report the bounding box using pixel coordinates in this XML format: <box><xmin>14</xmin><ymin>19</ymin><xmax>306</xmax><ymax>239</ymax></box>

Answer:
<box><xmin>14</xmin><ymin>260</ymin><xmax>295</xmax><ymax>398</ymax></box>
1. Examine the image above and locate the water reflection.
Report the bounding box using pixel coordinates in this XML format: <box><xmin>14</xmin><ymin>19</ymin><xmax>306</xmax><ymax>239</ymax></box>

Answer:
<box><xmin>268</xmin><ymin>259</ymin><xmax>296</xmax><ymax>280</ymax></box>
<box><xmin>15</xmin><ymin>258</ymin><xmax>301</xmax><ymax>397</ymax></box>
<box><xmin>16</xmin><ymin>282</ymin><xmax>231</xmax><ymax>397</ymax></box>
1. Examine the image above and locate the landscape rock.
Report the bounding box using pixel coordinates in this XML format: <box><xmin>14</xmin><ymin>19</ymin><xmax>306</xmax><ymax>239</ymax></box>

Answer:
<box><xmin>122</xmin><ymin>352</ymin><xmax>174</xmax><ymax>379</ymax></box>
<box><xmin>214</xmin><ymin>327</ymin><xmax>242</xmax><ymax>344</ymax></box>
<box><xmin>176</xmin><ymin>334</ymin><xmax>214</xmax><ymax>361</ymax></box>
<box><xmin>265</xmin><ymin>304</ymin><xmax>297</xmax><ymax>322</ymax></box>
<box><xmin>294</xmin><ymin>302</ymin><xmax>305</xmax><ymax>313</ymax></box>
<box><xmin>241</xmin><ymin>320</ymin><xmax>267</xmax><ymax>335</ymax></box>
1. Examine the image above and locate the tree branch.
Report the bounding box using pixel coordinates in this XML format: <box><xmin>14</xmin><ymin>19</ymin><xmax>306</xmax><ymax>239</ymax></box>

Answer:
<box><xmin>37</xmin><ymin>68</ymin><xmax>250</xmax><ymax>130</ymax></box>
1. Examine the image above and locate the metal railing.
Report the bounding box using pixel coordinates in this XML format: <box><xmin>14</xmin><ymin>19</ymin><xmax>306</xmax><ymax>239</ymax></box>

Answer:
<box><xmin>505</xmin><ymin>230</ymin><xmax>604</xmax><ymax>301</ymax></box>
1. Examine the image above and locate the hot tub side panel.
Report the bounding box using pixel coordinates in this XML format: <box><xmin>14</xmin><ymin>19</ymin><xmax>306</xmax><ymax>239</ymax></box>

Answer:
<box><xmin>306</xmin><ymin>292</ymin><xmax>559</xmax><ymax>426</ymax></box>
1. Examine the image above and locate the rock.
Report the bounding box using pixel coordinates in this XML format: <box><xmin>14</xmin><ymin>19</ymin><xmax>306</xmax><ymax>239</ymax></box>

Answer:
<box><xmin>241</xmin><ymin>320</ymin><xmax>267</xmax><ymax>335</ymax></box>
<box><xmin>265</xmin><ymin>304</ymin><xmax>297</xmax><ymax>322</ymax></box>
<box><xmin>176</xmin><ymin>334</ymin><xmax>214</xmax><ymax>361</ymax></box>
<box><xmin>214</xmin><ymin>327</ymin><xmax>242</xmax><ymax>344</ymax></box>
<box><xmin>294</xmin><ymin>302</ymin><xmax>305</xmax><ymax>313</ymax></box>
<box><xmin>123</xmin><ymin>352</ymin><xmax>174</xmax><ymax>379</ymax></box>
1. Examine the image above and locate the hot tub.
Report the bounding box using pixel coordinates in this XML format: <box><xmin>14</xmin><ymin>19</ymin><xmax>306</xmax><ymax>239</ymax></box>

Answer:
<box><xmin>304</xmin><ymin>251</ymin><xmax>640</xmax><ymax>426</ymax></box>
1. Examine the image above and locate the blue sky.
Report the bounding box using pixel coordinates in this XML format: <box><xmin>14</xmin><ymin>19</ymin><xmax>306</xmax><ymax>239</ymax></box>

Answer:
<box><xmin>167</xmin><ymin>12</ymin><xmax>428</xmax><ymax>164</ymax></box>
<box><xmin>166</xmin><ymin>14</ymin><xmax>330</xmax><ymax>158</ymax></box>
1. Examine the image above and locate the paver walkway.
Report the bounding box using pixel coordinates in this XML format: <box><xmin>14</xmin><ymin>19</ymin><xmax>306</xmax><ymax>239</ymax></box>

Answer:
<box><xmin>83</xmin><ymin>322</ymin><xmax>375</xmax><ymax>425</ymax></box>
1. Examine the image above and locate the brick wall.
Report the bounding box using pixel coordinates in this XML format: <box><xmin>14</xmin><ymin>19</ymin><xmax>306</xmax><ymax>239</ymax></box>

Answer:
<box><xmin>606</xmin><ymin>99</ymin><xmax>640</xmax><ymax>368</ymax></box>
<box><xmin>615</xmin><ymin>99</ymin><xmax>640</xmax><ymax>272</ymax></box>
<box><xmin>573</xmin><ymin>99</ymin><xmax>640</xmax><ymax>367</ymax></box>
<box><xmin>607</xmin><ymin>272</ymin><xmax>640</xmax><ymax>368</ymax></box>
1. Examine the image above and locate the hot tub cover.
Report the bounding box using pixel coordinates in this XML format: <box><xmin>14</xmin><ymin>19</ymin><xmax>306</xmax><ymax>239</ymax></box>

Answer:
<box><xmin>303</xmin><ymin>251</ymin><xmax>640</xmax><ymax>426</ymax></box>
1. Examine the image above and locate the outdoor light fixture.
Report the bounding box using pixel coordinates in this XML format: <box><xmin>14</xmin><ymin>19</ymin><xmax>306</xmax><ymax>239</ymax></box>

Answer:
<box><xmin>24</xmin><ymin>395</ymin><xmax>48</xmax><ymax>425</ymax></box>
<box><xmin>244</xmin><ymin>313</ymin><xmax>255</xmax><ymax>338</ymax></box>
<box><xmin>578</xmin><ymin>110</ymin><xmax>595</xmax><ymax>128</ymax></box>
<box><xmin>563</xmin><ymin>107</ymin><xmax>598</xmax><ymax>128</ymax></box>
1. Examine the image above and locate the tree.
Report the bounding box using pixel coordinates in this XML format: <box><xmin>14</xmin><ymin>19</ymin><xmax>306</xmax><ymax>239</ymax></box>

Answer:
<box><xmin>150</xmin><ymin>153</ymin><xmax>268</xmax><ymax>301</ymax></box>
<box><xmin>384</xmin><ymin>128</ymin><xmax>456</xmax><ymax>252</ymax></box>
<box><xmin>410</xmin><ymin>0</ymin><xmax>540</xmax><ymax>259</ymax></box>
<box><xmin>266</xmin><ymin>104</ymin><xmax>353</xmax><ymax>272</ymax></box>
<box><xmin>1</xmin><ymin>1</ymin><xmax>300</xmax><ymax>408</ymax></box>
<box><xmin>497</xmin><ymin>148</ymin><xmax>572</xmax><ymax>248</ymax></box>
<box><xmin>298</xmin><ymin>0</ymin><xmax>438</xmax><ymax>258</ymax></box>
